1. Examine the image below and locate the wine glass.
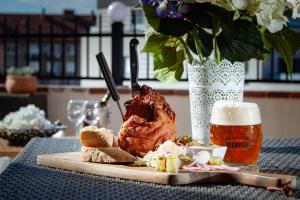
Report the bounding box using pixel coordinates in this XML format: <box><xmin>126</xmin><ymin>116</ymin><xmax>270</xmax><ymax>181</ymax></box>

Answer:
<box><xmin>82</xmin><ymin>100</ymin><xmax>101</xmax><ymax>126</ymax></box>
<box><xmin>67</xmin><ymin>100</ymin><xmax>84</xmax><ymax>137</ymax></box>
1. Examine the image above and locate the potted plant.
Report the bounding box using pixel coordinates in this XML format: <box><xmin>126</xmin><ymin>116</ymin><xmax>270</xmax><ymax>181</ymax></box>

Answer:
<box><xmin>140</xmin><ymin>0</ymin><xmax>300</xmax><ymax>143</ymax></box>
<box><xmin>5</xmin><ymin>66</ymin><xmax>37</xmax><ymax>94</ymax></box>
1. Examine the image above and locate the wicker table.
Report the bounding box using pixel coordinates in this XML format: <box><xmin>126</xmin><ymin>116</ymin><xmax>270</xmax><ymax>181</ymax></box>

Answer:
<box><xmin>0</xmin><ymin>137</ymin><xmax>299</xmax><ymax>200</ymax></box>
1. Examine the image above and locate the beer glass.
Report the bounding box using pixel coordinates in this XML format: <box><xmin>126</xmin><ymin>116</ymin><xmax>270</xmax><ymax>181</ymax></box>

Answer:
<box><xmin>210</xmin><ymin>101</ymin><xmax>262</xmax><ymax>165</ymax></box>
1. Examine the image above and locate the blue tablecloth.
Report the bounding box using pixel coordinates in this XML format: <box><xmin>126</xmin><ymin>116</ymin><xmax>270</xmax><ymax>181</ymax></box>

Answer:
<box><xmin>0</xmin><ymin>137</ymin><xmax>299</xmax><ymax>199</ymax></box>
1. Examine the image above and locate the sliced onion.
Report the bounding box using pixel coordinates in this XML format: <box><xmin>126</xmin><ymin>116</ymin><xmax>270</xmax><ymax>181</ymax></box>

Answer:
<box><xmin>193</xmin><ymin>150</ymin><xmax>211</xmax><ymax>165</ymax></box>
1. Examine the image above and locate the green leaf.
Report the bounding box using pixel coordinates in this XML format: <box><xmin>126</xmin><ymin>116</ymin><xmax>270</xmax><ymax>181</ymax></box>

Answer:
<box><xmin>142</xmin><ymin>34</ymin><xmax>182</xmax><ymax>61</ymax></box>
<box><xmin>159</xmin><ymin>19</ymin><xmax>194</xmax><ymax>37</ymax></box>
<box><xmin>259</xmin><ymin>28</ymin><xmax>272</xmax><ymax>61</ymax></box>
<box><xmin>184</xmin><ymin>3</ymin><xmax>234</xmax><ymax>27</ymax></box>
<box><xmin>264</xmin><ymin>28</ymin><xmax>300</xmax><ymax>75</ymax></box>
<box><xmin>6</xmin><ymin>66</ymin><xmax>34</xmax><ymax>76</ymax></box>
<box><xmin>142</xmin><ymin>34</ymin><xmax>170</xmax><ymax>54</ymax></box>
<box><xmin>154</xmin><ymin>49</ymin><xmax>185</xmax><ymax>82</ymax></box>
<box><xmin>153</xmin><ymin>47</ymin><xmax>177</xmax><ymax>70</ymax></box>
<box><xmin>186</xmin><ymin>28</ymin><xmax>213</xmax><ymax>57</ymax></box>
<box><xmin>217</xmin><ymin>19</ymin><xmax>266</xmax><ymax>62</ymax></box>
<box><xmin>184</xmin><ymin>3</ymin><xmax>213</xmax><ymax>29</ymax></box>
<box><xmin>154</xmin><ymin>66</ymin><xmax>183</xmax><ymax>83</ymax></box>
<box><xmin>142</xmin><ymin>4</ymin><xmax>160</xmax><ymax>31</ymax></box>
<box><xmin>142</xmin><ymin>33</ymin><xmax>186</xmax><ymax>82</ymax></box>
<box><xmin>186</xmin><ymin>33</ymin><xmax>196</xmax><ymax>54</ymax></box>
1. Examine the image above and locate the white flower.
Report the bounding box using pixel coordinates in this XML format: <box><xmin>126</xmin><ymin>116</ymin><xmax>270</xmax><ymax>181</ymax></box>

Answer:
<box><xmin>287</xmin><ymin>0</ymin><xmax>300</xmax><ymax>18</ymax></box>
<box><xmin>256</xmin><ymin>0</ymin><xmax>290</xmax><ymax>33</ymax></box>
<box><xmin>232</xmin><ymin>0</ymin><xmax>248</xmax><ymax>10</ymax></box>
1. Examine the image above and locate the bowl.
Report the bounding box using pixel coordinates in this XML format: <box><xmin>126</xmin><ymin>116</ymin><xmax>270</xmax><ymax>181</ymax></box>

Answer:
<box><xmin>184</xmin><ymin>145</ymin><xmax>227</xmax><ymax>160</ymax></box>
<box><xmin>0</xmin><ymin>123</ymin><xmax>66</xmax><ymax>146</ymax></box>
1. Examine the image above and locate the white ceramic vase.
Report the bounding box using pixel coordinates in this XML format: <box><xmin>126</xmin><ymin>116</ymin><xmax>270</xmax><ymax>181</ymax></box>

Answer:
<box><xmin>188</xmin><ymin>59</ymin><xmax>245</xmax><ymax>144</ymax></box>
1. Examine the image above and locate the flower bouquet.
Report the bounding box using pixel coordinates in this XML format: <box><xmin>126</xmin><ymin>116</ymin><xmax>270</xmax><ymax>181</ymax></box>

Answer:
<box><xmin>141</xmin><ymin>0</ymin><xmax>300</xmax><ymax>82</ymax></box>
<box><xmin>140</xmin><ymin>0</ymin><xmax>300</xmax><ymax>143</ymax></box>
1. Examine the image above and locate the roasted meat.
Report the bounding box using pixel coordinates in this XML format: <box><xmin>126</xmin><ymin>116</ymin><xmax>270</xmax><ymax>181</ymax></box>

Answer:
<box><xmin>118</xmin><ymin>85</ymin><xmax>176</xmax><ymax>157</ymax></box>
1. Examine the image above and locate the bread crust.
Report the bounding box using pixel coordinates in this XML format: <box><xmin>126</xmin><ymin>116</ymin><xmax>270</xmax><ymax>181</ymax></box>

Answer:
<box><xmin>80</xmin><ymin>126</ymin><xmax>118</xmax><ymax>148</ymax></box>
<box><xmin>81</xmin><ymin>146</ymin><xmax>136</xmax><ymax>163</ymax></box>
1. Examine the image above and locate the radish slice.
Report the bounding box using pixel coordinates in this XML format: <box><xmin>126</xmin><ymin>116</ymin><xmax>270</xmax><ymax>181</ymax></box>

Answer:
<box><xmin>219</xmin><ymin>165</ymin><xmax>240</xmax><ymax>171</ymax></box>
<box><xmin>183</xmin><ymin>164</ymin><xmax>240</xmax><ymax>172</ymax></box>
<box><xmin>182</xmin><ymin>166</ymin><xmax>200</xmax><ymax>171</ymax></box>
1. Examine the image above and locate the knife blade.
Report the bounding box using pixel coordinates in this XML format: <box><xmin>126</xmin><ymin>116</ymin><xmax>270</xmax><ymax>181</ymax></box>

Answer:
<box><xmin>130</xmin><ymin>38</ymin><xmax>141</xmax><ymax>98</ymax></box>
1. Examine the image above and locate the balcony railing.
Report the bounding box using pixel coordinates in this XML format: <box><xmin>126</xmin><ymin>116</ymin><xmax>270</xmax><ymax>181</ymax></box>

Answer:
<box><xmin>0</xmin><ymin>11</ymin><xmax>299</xmax><ymax>85</ymax></box>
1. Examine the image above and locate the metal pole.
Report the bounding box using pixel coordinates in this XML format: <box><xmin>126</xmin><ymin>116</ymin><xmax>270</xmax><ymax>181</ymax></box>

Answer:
<box><xmin>111</xmin><ymin>22</ymin><xmax>124</xmax><ymax>86</ymax></box>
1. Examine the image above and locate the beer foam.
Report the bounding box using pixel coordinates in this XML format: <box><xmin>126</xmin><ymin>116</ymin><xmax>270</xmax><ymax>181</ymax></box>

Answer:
<box><xmin>210</xmin><ymin>101</ymin><xmax>261</xmax><ymax>125</ymax></box>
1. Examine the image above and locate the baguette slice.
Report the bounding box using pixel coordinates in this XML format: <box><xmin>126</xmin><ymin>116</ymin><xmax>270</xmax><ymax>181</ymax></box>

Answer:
<box><xmin>80</xmin><ymin>126</ymin><xmax>118</xmax><ymax>148</ymax></box>
<box><xmin>81</xmin><ymin>146</ymin><xmax>136</xmax><ymax>163</ymax></box>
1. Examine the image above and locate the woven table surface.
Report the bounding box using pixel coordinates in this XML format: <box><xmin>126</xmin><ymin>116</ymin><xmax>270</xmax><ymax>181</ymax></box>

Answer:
<box><xmin>0</xmin><ymin>137</ymin><xmax>299</xmax><ymax>200</ymax></box>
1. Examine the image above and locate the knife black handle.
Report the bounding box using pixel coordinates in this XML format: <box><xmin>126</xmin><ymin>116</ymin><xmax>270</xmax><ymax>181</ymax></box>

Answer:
<box><xmin>96</xmin><ymin>52</ymin><xmax>120</xmax><ymax>102</ymax></box>
<box><xmin>130</xmin><ymin>38</ymin><xmax>139</xmax><ymax>85</ymax></box>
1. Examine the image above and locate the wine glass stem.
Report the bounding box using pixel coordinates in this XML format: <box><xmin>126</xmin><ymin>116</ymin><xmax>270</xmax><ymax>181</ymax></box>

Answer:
<box><xmin>75</xmin><ymin>121</ymin><xmax>82</xmax><ymax>137</ymax></box>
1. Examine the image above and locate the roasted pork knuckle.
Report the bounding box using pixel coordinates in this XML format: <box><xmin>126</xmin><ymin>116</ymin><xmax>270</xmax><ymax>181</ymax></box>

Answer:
<box><xmin>118</xmin><ymin>85</ymin><xmax>176</xmax><ymax>157</ymax></box>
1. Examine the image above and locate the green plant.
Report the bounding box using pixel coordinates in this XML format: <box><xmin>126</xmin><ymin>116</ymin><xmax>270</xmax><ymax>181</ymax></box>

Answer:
<box><xmin>141</xmin><ymin>0</ymin><xmax>300</xmax><ymax>82</ymax></box>
<box><xmin>6</xmin><ymin>66</ymin><xmax>35</xmax><ymax>76</ymax></box>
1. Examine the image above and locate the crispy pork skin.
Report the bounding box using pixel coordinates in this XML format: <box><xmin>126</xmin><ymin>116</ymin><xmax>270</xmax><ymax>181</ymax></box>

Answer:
<box><xmin>118</xmin><ymin>85</ymin><xmax>176</xmax><ymax>157</ymax></box>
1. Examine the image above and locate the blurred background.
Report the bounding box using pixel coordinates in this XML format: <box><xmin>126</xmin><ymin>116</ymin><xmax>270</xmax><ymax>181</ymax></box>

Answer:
<box><xmin>0</xmin><ymin>0</ymin><xmax>299</xmax><ymax>139</ymax></box>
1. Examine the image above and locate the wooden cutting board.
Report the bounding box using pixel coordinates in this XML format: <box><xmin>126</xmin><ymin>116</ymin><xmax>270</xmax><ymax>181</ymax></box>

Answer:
<box><xmin>37</xmin><ymin>152</ymin><xmax>296</xmax><ymax>189</ymax></box>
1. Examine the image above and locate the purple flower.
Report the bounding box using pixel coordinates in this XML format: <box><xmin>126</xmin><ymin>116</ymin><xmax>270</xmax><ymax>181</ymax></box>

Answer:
<box><xmin>156</xmin><ymin>2</ymin><xmax>182</xmax><ymax>19</ymax></box>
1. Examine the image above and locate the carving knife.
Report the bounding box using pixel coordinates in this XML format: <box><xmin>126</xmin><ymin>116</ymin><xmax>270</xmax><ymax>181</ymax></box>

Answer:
<box><xmin>130</xmin><ymin>38</ymin><xmax>141</xmax><ymax>98</ymax></box>
<box><xmin>96</xmin><ymin>52</ymin><xmax>125</xmax><ymax>122</ymax></box>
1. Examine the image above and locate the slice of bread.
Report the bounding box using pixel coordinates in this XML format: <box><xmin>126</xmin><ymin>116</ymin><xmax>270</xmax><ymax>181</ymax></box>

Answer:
<box><xmin>80</xmin><ymin>126</ymin><xmax>118</xmax><ymax>148</ymax></box>
<box><xmin>81</xmin><ymin>146</ymin><xmax>136</xmax><ymax>163</ymax></box>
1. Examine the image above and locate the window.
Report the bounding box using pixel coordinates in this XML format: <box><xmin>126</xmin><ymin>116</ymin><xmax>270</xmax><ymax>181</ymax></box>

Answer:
<box><xmin>42</xmin><ymin>44</ymin><xmax>50</xmax><ymax>57</ymax></box>
<box><xmin>130</xmin><ymin>9</ymin><xmax>146</xmax><ymax>32</ymax></box>
<box><xmin>54</xmin><ymin>44</ymin><xmax>61</xmax><ymax>59</ymax></box>
<box><xmin>29</xmin><ymin>61</ymin><xmax>39</xmax><ymax>73</ymax></box>
<box><xmin>29</xmin><ymin>43</ymin><xmax>39</xmax><ymax>58</ymax></box>
<box><xmin>46</xmin><ymin>62</ymin><xmax>51</xmax><ymax>74</ymax></box>
<box><xmin>262</xmin><ymin>20</ymin><xmax>300</xmax><ymax>81</ymax></box>
<box><xmin>279</xmin><ymin>52</ymin><xmax>300</xmax><ymax>80</ymax></box>
<box><xmin>66</xmin><ymin>61</ymin><xmax>75</xmax><ymax>76</ymax></box>
<box><xmin>6</xmin><ymin>43</ymin><xmax>15</xmax><ymax>56</ymax></box>
<box><xmin>134</xmin><ymin>9</ymin><xmax>145</xmax><ymax>25</ymax></box>
<box><xmin>6</xmin><ymin>60</ymin><xmax>14</xmax><ymax>68</ymax></box>
<box><xmin>66</xmin><ymin>43</ymin><xmax>75</xmax><ymax>56</ymax></box>
<box><xmin>53</xmin><ymin>61</ymin><xmax>62</xmax><ymax>76</ymax></box>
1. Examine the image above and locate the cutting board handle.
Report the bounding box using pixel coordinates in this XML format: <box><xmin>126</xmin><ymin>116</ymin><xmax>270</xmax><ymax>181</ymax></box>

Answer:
<box><xmin>190</xmin><ymin>171</ymin><xmax>296</xmax><ymax>196</ymax></box>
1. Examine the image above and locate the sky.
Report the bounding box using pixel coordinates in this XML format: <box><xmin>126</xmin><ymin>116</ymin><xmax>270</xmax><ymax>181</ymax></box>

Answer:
<box><xmin>0</xmin><ymin>0</ymin><xmax>96</xmax><ymax>15</ymax></box>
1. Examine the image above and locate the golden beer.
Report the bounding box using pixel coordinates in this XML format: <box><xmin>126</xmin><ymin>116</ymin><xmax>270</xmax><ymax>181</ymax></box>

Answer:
<box><xmin>210</xmin><ymin>101</ymin><xmax>262</xmax><ymax>165</ymax></box>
